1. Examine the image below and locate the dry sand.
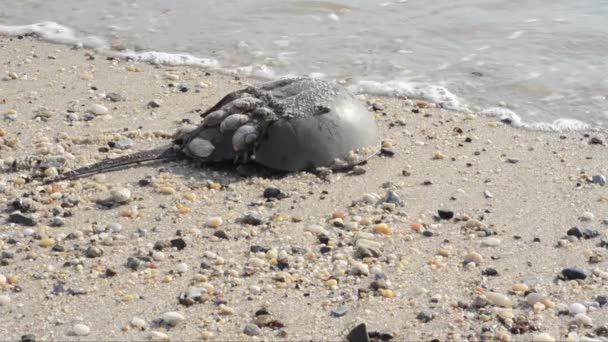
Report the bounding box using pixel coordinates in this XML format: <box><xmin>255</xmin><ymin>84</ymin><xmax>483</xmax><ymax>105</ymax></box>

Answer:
<box><xmin>1</xmin><ymin>36</ymin><xmax>608</xmax><ymax>341</ymax></box>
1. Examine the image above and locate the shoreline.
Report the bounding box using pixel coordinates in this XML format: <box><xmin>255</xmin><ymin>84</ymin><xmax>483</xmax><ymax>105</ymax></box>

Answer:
<box><xmin>1</xmin><ymin>22</ymin><xmax>602</xmax><ymax>134</ymax></box>
<box><xmin>1</xmin><ymin>36</ymin><xmax>608</xmax><ymax>341</ymax></box>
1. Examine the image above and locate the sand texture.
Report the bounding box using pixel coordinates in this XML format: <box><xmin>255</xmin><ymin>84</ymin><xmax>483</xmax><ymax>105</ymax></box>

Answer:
<box><xmin>1</xmin><ymin>37</ymin><xmax>608</xmax><ymax>341</ymax></box>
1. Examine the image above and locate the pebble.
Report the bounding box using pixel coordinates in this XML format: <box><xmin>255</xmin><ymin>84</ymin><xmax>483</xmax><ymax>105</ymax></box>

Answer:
<box><xmin>90</xmin><ymin>104</ymin><xmax>109</xmax><ymax>116</ymax></box>
<box><xmin>243</xmin><ymin>323</ymin><xmax>262</xmax><ymax>336</ymax></box>
<box><xmin>574</xmin><ymin>313</ymin><xmax>593</xmax><ymax>326</ymax></box>
<box><xmin>592</xmin><ymin>174</ymin><xmax>606</xmax><ymax>186</ymax></box>
<box><xmin>526</xmin><ymin>293</ymin><xmax>545</xmax><ymax>305</ymax></box>
<box><xmin>562</xmin><ymin>266</ymin><xmax>588</xmax><ymax>280</ymax></box>
<box><xmin>115</xmin><ymin>138</ymin><xmax>135</xmax><ymax>150</ymax></box>
<box><xmin>569</xmin><ymin>302</ymin><xmax>587</xmax><ymax>315</ymax></box>
<box><xmin>437</xmin><ymin>209</ymin><xmax>454</xmax><ymax>220</ymax></box>
<box><xmin>417</xmin><ymin>310</ymin><xmax>434</xmax><ymax>322</ymax></box>
<box><xmin>485</xmin><ymin>291</ymin><xmax>512</xmax><ymax>307</ymax></box>
<box><xmin>130</xmin><ymin>317</ymin><xmax>147</xmax><ymax>329</ymax></box>
<box><xmin>331</xmin><ymin>306</ymin><xmax>349</xmax><ymax>317</ymax></box>
<box><xmin>263</xmin><ymin>186</ymin><xmax>287</xmax><ymax>200</ymax></box>
<box><xmin>463</xmin><ymin>252</ymin><xmax>483</xmax><ymax>265</ymax></box>
<box><xmin>72</xmin><ymin>323</ymin><xmax>90</xmax><ymax>336</ymax></box>
<box><xmin>148</xmin><ymin>331</ymin><xmax>170</xmax><ymax>341</ymax></box>
<box><xmin>0</xmin><ymin>294</ymin><xmax>10</xmax><ymax>306</ymax></box>
<box><xmin>9</xmin><ymin>211</ymin><xmax>38</xmax><ymax>226</ymax></box>
<box><xmin>84</xmin><ymin>246</ymin><xmax>103</xmax><ymax>258</ymax></box>
<box><xmin>157</xmin><ymin>312</ymin><xmax>185</xmax><ymax>326</ymax></box>
<box><xmin>106</xmin><ymin>92</ymin><xmax>123</xmax><ymax>102</ymax></box>
<box><xmin>176</xmin><ymin>262</ymin><xmax>188</xmax><ymax>273</ymax></box>
<box><xmin>110</xmin><ymin>188</ymin><xmax>131</xmax><ymax>204</ymax></box>
<box><xmin>374</xmin><ymin>223</ymin><xmax>392</xmax><ymax>235</ymax></box>
<box><xmin>147</xmin><ymin>99</ymin><xmax>162</xmax><ymax>108</ymax></box>
<box><xmin>581</xmin><ymin>211</ymin><xmax>595</xmax><ymax>221</ymax></box>
<box><xmin>481</xmin><ymin>237</ymin><xmax>501</xmax><ymax>247</ymax></box>
<box><xmin>206</xmin><ymin>216</ymin><xmax>223</xmax><ymax>228</ymax></box>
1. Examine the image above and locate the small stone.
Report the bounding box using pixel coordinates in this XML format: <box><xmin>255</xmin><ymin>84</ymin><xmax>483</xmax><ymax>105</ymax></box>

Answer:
<box><xmin>115</xmin><ymin>138</ymin><xmax>135</xmax><ymax>150</ymax></box>
<box><xmin>243</xmin><ymin>323</ymin><xmax>262</xmax><ymax>336</ymax></box>
<box><xmin>374</xmin><ymin>223</ymin><xmax>392</xmax><ymax>236</ymax></box>
<box><xmin>90</xmin><ymin>104</ymin><xmax>109</xmax><ymax>116</ymax></box>
<box><xmin>157</xmin><ymin>312</ymin><xmax>185</xmax><ymax>326</ymax></box>
<box><xmin>72</xmin><ymin>324</ymin><xmax>90</xmax><ymax>336</ymax></box>
<box><xmin>130</xmin><ymin>317</ymin><xmax>147</xmax><ymax>329</ymax></box>
<box><xmin>0</xmin><ymin>294</ymin><xmax>10</xmax><ymax>306</ymax></box>
<box><xmin>84</xmin><ymin>246</ymin><xmax>103</xmax><ymax>258</ymax></box>
<box><xmin>331</xmin><ymin>306</ymin><xmax>349</xmax><ymax>317</ymax></box>
<box><xmin>148</xmin><ymin>331</ymin><xmax>170</xmax><ymax>341</ymax></box>
<box><xmin>512</xmin><ymin>283</ymin><xmax>529</xmax><ymax>293</ymax></box>
<box><xmin>569</xmin><ymin>303</ymin><xmax>587</xmax><ymax>315</ymax></box>
<box><xmin>110</xmin><ymin>188</ymin><xmax>131</xmax><ymax>204</ymax></box>
<box><xmin>574</xmin><ymin>313</ymin><xmax>592</xmax><ymax>326</ymax></box>
<box><xmin>581</xmin><ymin>212</ymin><xmax>595</xmax><ymax>221</ymax></box>
<box><xmin>567</xmin><ymin>227</ymin><xmax>583</xmax><ymax>239</ymax></box>
<box><xmin>484</xmin><ymin>190</ymin><xmax>493</xmax><ymax>198</ymax></box>
<box><xmin>206</xmin><ymin>216</ymin><xmax>223</xmax><ymax>228</ymax></box>
<box><xmin>592</xmin><ymin>175</ymin><xmax>606</xmax><ymax>186</ymax></box>
<box><xmin>8</xmin><ymin>211</ymin><xmax>38</xmax><ymax>226</ymax></box>
<box><xmin>127</xmin><ymin>256</ymin><xmax>148</xmax><ymax>271</ymax></box>
<box><xmin>481</xmin><ymin>237</ymin><xmax>501</xmax><ymax>247</ymax></box>
<box><xmin>486</xmin><ymin>292</ymin><xmax>512</xmax><ymax>307</ymax></box>
<box><xmin>526</xmin><ymin>293</ymin><xmax>545</xmax><ymax>306</ymax></box>
<box><xmin>433</xmin><ymin>151</ymin><xmax>445</xmax><ymax>160</ymax></box>
<box><xmin>170</xmin><ymin>238</ymin><xmax>187</xmax><ymax>250</ymax></box>
<box><xmin>147</xmin><ymin>99</ymin><xmax>162</xmax><ymax>108</ymax></box>
<box><xmin>176</xmin><ymin>262</ymin><xmax>188</xmax><ymax>273</ymax></box>
<box><xmin>463</xmin><ymin>252</ymin><xmax>483</xmax><ymax>265</ymax></box>
<box><xmin>263</xmin><ymin>186</ymin><xmax>287</xmax><ymax>200</ymax></box>
<box><xmin>437</xmin><ymin>209</ymin><xmax>454</xmax><ymax>220</ymax></box>
<box><xmin>417</xmin><ymin>310</ymin><xmax>434</xmax><ymax>322</ymax></box>
<box><xmin>346</xmin><ymin>323</ymin><xmax>370</xmax><ymax>342</ymax></box>
<box><xmin>239</xmin><ymin>211</ymin><xmax>264</xmax><ymax>225</ymax></box>
<box><xmin>39</xmin><ymin>238</ymin><xmax>56</xmax><ymax>248</ymax></box>
<box><xmin>561</xmin><ymin>267</ymin><xmax>588</xmax><ymax>280</ymax></box>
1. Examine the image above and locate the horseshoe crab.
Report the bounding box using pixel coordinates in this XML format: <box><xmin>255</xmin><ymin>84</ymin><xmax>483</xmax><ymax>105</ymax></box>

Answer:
<box><xmin>55</xmin><ymin>77</ymin><xmax>378</xmax><ymax>181</ymax></box>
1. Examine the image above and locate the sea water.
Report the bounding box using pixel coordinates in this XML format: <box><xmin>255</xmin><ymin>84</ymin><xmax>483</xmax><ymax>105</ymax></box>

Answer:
<box><xmin>1</xmin><ymin>0</ymin><xmax>607</xmax><ymax>130</ymax></box>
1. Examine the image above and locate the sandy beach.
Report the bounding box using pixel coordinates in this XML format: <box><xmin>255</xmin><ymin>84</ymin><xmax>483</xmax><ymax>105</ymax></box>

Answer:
<box><xmin>1</xmin><ymin>36</ymin><xmax>608</xmax><ymax>341</ymax></box>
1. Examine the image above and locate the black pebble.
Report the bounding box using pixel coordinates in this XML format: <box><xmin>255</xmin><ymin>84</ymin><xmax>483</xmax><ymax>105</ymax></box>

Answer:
<box><xmin>567</xmin><ymin>227</ymin><xmax>583</xmax><ymax>239</ymax></box>
<box><xmin>561</xmin><ymin>266</ymin><xmax>588</xmax><ymax>280</ymax></box>
<box><xmin>437</xmin><ymin>209</ymin><xmax>454</xmax><ymax>220</ymax></box>
<box><xmin>263</xmin><ymin>186</ymin><xmax>287</xmax><ymax>200</ymax></box>
<box><xmin>170</xmin><ymin>238</ymin><xmax>187</xmax><ymax>250</ymax></box>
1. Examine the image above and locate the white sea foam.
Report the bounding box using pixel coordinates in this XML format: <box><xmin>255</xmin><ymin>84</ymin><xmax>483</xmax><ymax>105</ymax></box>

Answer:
<box><xmin>349</xmin><ymin>80</ymin><xmax>464</xmax><ymax>111</ymax></box>
<box><xmin>480</xmin><ymin>107</ymin><xmax>590</xmax><ymax>131</ymax></box>
<box><xmin>0</xmin><ymin>21</ymin><xmax>596</xmax><ymax>133</ymax></box>
<box><xmin>0</xmin><ymin>22</ymin><xmax>219</xmax><ymax>70</ymax></box>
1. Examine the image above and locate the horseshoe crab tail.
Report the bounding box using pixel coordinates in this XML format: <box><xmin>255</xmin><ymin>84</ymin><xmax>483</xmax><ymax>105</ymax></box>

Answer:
<box><xmin>49</xmin><ymin>146</ymin><xmax>183</xmax><ymax>183</ymax></box>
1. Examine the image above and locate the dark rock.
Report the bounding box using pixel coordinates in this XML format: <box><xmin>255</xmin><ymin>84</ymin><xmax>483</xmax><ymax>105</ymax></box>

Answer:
<box><xmin>49</xmin><ymin>216</ymin><xmax>64</xmax><ymax>227</ymax></box>
<box><xmin>384</xmin><ymin>191</ymin><xmax>403</xmax><ymax>206</ymax></box>
<box><xmin>567</xmin><ymin>227</ymin><xmax>583</xmax><ymax>239</ymax></box>
<box><xmin>126</xmin><ymin>256</ymin><xmax>150</xmax><ymax>270</ymax></box>
<box><xmin>263</xmin><ymin>186</ymin><xmax>287</xmax><ymax>200</ymax></box>
<box><xmin>213</xmin><ymin>230</ymin><xmax>229</xmax><ymax>240</ymax></box>
<box><xmin>170</xmin><ymin>238</ymin><xmax>187</xmax><ymax>250</ymax></box>
<box><xmin>596</xmin><ymin>295</ymin><xmax>607</xmax><ymax>307</ymax></box>
<box><xmin>592</xmin><ymin>174</ymin><xmax>607</xmax><ymax>186</ymax></box>
<box><xmin>1</xmin><ymin>250</ymin><xmax>15</xmax><ymax>259</ymax></box>
<box><xmin>250</xmin><ymin>245</ymin><xmax>269</xmax><ymax>253</ymax></box>
<box><xmin>138</xmin><ymin>177</ymin><xmax>152</xmax><ymax>187</ymax></box>
<box><xmin>372</xmin><ymin>103</ymin><xmax>384</xmax><ymax>112</ymax></box>
<box><xmin>422</xmin><ymin>230</ymin><xmax>434</xmax><ymax>237</ymax></box>
<box><xmin>147</xmin><ymin>99</ymin><xmax>161</xmax><ymax>108</ymax></box>
<box><xmin>589</xmin><ymin>137</ymin><xmax>603</xmax><ymax>145</ymax></box>
<box><xmin>84</xmin><ymin>246</ymin><xmax>103</xmax><ymax>258</ymax></box>
<box><xmin>437</xmin><ymin>209</ymin><xmax>454</xmax><ymax>220</ymax></box>
<box><xmin>482</xmin><ymin>267</ymin><xmax>499</xmax><ymax>276</ymax></box>
<box><xmin>416</xmin><ymin>310</ymin><xmax>434</xmax><ymax>323</ymax></box>
<box><xmin>239</xmin><ymin>211</ymin><xmax>264</xmax><ymax>225</ymax></box>
<box><xmin>8</xmin><ymin>211</ymin><xmax>38</xmax><ymax>226</ymax></box>
<box><xmin>320</xmin><ymin>246</ymin><xmax>332</xmax><ymax>254</ymax></box>
<box><xmin>380</xmin><ymin>148</ymin><xmax>395</xmax><ymax>157</ymax></box>
<box><xmin>105</xmin><ymin>268</ymin><xmax>117</xmax><ymax>277</ymax></box>
<box><xmin>583</xmin><ymin>228</ymin><xmax>600</xmax><ymax>239</ymax></box>
<box><xmin>243</xmin><ymin>323</ymin><xmax>262</xmax><ymax>336</ymax></box>
<box><xmin>21</xmin><ymin>334</ymin><xmax>36</xmax><ymax>342</ymax></box>
<box><xmin>51</xmin><ymin>245</ymin><xmax>65</xmax><ymax>252</ymax></box>
<box><xmin>346</xmin><ymin>323</ymin><xmax>370</xmax><ymax>342</ymax></box>
<box><xmin>561</xmin><ymin>266</ymin><xmax>588</xmax><ymax>280</ymax></box>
